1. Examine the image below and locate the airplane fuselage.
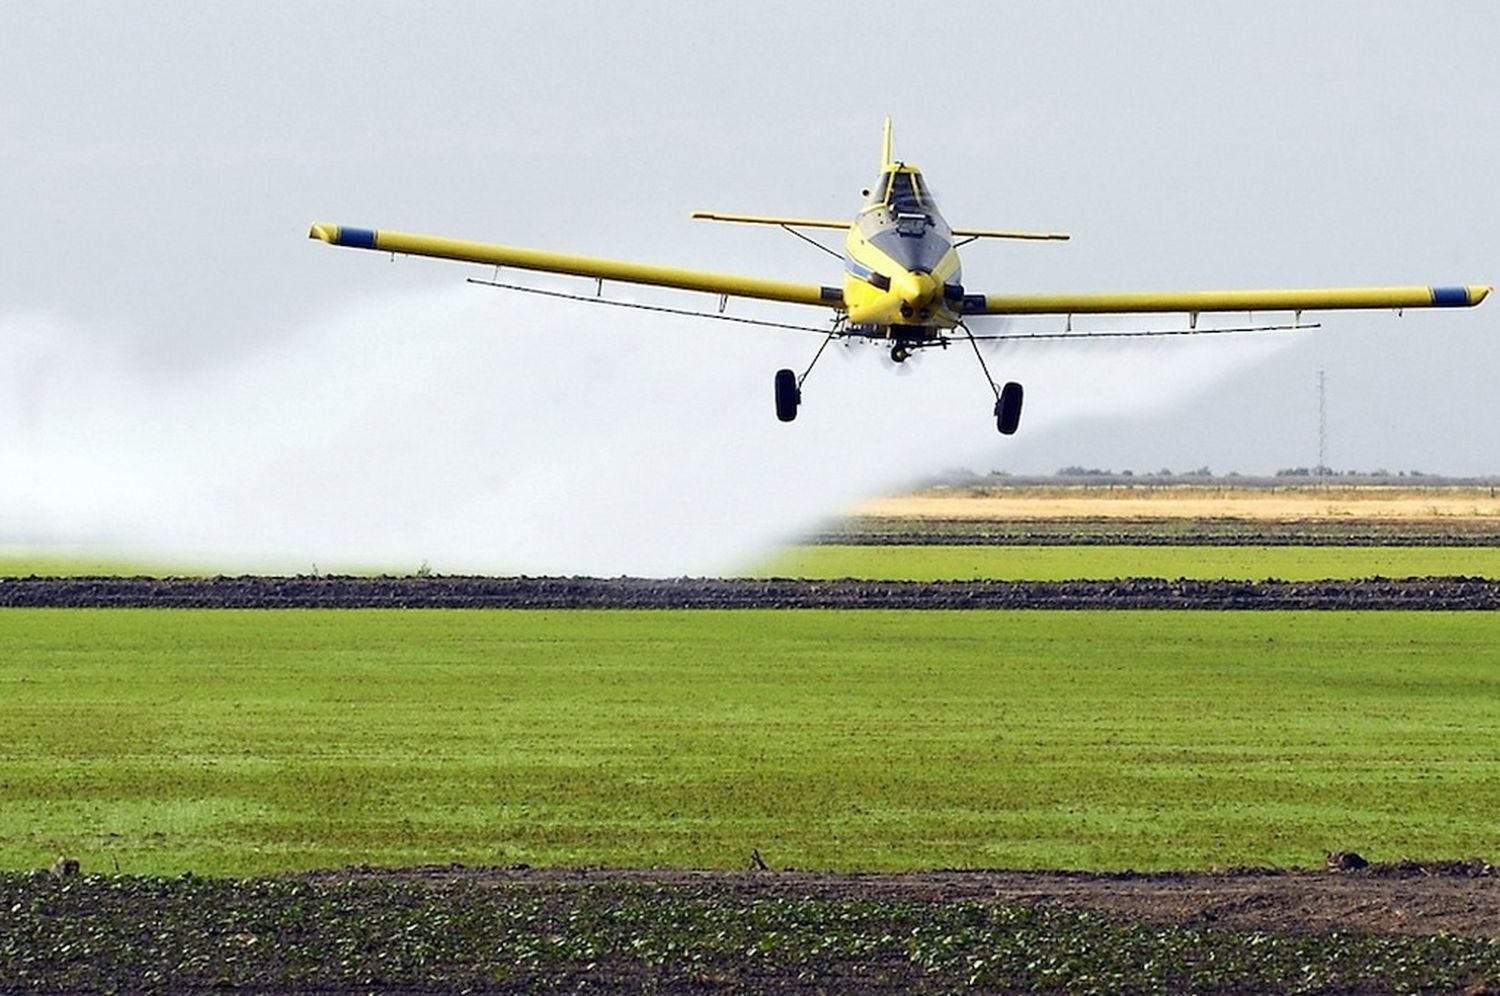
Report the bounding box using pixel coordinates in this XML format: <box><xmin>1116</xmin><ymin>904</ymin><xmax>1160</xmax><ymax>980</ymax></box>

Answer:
<box><xmin>842</xmin><ymin>163</ymin><xmax>965</xmax><ymax>343</ymax></box>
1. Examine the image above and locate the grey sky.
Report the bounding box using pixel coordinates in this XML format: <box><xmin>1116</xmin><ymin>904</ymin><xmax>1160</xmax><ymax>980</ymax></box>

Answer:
<box><xmin>2</xmin><ymin>2</ymin><xmax>1497</xmax><ymax>568</ymax></box>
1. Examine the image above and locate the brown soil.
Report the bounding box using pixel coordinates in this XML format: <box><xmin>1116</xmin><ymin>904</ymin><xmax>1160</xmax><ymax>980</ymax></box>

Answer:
<box><xmin>11</xmin><ymin>863</ymin><xmax>1500</xmax><ymax>992</ymax></box>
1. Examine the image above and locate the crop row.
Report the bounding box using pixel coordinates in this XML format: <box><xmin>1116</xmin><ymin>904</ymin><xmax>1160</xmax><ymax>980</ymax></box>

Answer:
<box><xmin>5</xmin><ymin>575</ymin><xmax>1500</xmax><ymax>608</ymax></box>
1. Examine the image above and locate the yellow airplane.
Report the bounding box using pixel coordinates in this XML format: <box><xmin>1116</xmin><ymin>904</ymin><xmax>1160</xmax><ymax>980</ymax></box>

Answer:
<box><xmin>310</xmin><ymin>119</ymin><xmax>1488</xmax><ymax>435</ymax></box>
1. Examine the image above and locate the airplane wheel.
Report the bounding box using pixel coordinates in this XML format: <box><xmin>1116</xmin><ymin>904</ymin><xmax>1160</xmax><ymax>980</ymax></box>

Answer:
<box><xmin>890</xmin><ymin>344</ymin><xmax>910</xmax><ymax>363</ymax></box>
<box><xmin>774</xmin><ymin>368</ymin><xmax>800</xmax><ymax>422</ymax></box>
<box><xmin>995</xmin><ymin>381</ymin><xmax>1023</xmax><ymax>435</ymax></box>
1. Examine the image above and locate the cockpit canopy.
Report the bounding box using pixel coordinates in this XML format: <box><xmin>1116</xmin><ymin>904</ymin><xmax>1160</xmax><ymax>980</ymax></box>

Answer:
<box><xmin>859</xmin><ymin>166</ymin><xmax>955</xmax><ymax>279</ymax></box>
<box><xmin>868</xmin><ymin>167</ymin><xmax>934</xmax><ymax>214</ymax></box>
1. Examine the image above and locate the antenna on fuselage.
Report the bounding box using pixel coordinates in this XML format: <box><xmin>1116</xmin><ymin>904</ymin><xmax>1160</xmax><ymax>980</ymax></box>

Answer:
<box><xmin>881</xmin><ymin>116</ymin><xmax>894</xmax><ymax>170</ymax></box>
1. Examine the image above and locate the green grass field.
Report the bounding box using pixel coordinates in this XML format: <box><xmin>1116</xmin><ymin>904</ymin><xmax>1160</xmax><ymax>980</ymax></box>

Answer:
<box><xmin>0</xmin><ymin>555</ymin><xmax>365</xmax><ymax>578</ymax></box>
<box><xmin>4</xmin><ymin>608</ymin><xmax>1499</xmax><ymax>876</ymax></box>
<box><xmin>0</xmin><ymin>555</ymin><xmax>182</xmax><ymax>577</ymax></box>
<box><xmin>756</xmin><ymin>544</ymin><xmax>1500</xmax><ymax>580</ymax></box>
<box><xmin>9</xmin><ymin>544</ymin><xmax>1500</xmax><ymax>581</ymax></box>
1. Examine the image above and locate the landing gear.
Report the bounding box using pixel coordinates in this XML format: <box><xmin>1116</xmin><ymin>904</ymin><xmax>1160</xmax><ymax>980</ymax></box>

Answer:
<box><xmin>774</xmin><ymin>321</ymin><xmax>842</xmax><ymax>423</ymax></box>
<box><xmin>958</xmin><ymin>319</ymin><xmax>1024</xmax><ymax>435</ymax></box>
<box><xmin>774</xmin><ymin>368</ymin><xmax>800</xmax><ymax>422</ymax></box>
<box><xmin>994</xmin><ymin>381</ymin><xmax>1024</xmax><ymax>435</ymax></box>
<box><xmin>889</xmin><ymin>344</ymin><xmax>911</xmax><ymax>364</ymax></box>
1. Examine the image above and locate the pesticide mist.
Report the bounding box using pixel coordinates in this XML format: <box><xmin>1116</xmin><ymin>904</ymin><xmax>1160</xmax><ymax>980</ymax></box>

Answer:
<box><xmin>0</xmin><ymin>288</ymin><xmax>1288</xmax><ymax>575</ymax></box>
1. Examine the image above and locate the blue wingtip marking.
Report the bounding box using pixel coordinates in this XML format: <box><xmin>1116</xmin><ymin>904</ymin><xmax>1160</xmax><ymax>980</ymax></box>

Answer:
<box><xmin>1431</xmin><ymin>286</ymin><xmax>1470</xmax><ymax>306</ymax></box>
<box><xmin>338</xmin><ymin>227</ymin><xmax>379</xmax><ymax>249</ymax></box>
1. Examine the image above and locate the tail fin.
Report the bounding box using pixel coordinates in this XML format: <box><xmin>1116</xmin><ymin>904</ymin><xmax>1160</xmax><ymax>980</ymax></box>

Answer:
<box><xmin>881</xmin><ymin>117</ymin><xmax>894</xmax><ymax>169</ymax></box>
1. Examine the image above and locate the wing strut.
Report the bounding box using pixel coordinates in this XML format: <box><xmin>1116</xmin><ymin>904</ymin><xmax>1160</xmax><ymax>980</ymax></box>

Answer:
<box><xmin>957</xmin><ymin>320</ymin><xmax>1001</xmax><ymax>403</ymax></box>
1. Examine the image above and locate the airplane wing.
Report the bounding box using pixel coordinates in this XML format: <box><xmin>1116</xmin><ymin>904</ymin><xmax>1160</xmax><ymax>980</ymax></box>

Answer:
<box><xmin>969</xmin><ymin>285</ymin><xmax>1491</xmax><ymax>316</ymax></box>
<box><xmin>308</xmin><ymin>224</ymin><xmax>844</xmax><ymax>309</ymax></box>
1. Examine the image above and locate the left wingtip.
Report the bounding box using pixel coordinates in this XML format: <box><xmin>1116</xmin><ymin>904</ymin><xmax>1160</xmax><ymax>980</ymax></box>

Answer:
<box><xmin>309</xmin><ymin>223</ymin><xmax>337</xmax><ymax>243</ymax></box>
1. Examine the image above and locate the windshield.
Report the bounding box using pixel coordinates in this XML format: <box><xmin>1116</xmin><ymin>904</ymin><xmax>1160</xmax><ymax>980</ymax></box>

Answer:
<box><xmin>887</xmin><ymin>171</ymin><xmax>927</xmax><ymax>213</ymax></box>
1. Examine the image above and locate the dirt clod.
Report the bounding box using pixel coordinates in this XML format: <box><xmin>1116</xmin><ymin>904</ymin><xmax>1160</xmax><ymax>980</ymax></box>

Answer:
<box><xmin>1326</xmin><ymin>850</ymin><xmax>1370</xmax><ymax>871</ymax></box>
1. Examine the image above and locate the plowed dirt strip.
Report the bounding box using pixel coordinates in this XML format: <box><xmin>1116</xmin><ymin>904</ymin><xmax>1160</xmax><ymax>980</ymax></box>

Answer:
<box><xmin>4</xmin><ymin>576</ymin><xmax>1500</xmax><ymax>608</ymax></box>
<box><xmin>818</xmin><ymin>517</ymin><xmax>1500</xmax><ymax>545</ymax></box>
<box><xmin>310</xmin><ymin>862</ymin><xmax>1500</xmax><ymax>939</ymax></box>
<box><xmin>6</xmin><ymin>864</ymin><xmax>1499</xmax><ymax>994</ymax></box>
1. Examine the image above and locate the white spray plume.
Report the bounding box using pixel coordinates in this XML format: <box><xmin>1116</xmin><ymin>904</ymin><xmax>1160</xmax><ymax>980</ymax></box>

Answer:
<box><xmin>0</xmin><ymin>288</ymin><xmax>1288</xmax><ymax>575</ymax></box>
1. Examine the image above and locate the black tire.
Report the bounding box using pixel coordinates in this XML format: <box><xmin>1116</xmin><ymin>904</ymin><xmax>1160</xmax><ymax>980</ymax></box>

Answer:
<box><xmin>774</xmin><ymin>368</ymin><xmax>800</xmax><ymax>422</ymax></box>
<box><xmin>995</xmin><ymin>381</ymin><xmax>1023</xmax><ymax>435</ymax></box>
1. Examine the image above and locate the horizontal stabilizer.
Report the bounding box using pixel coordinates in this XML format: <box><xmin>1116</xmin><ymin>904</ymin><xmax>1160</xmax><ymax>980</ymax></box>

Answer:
<box><xmin>691</xmin><ymin>212</ymin><xmax>1070</xmax><ymax>242</ymax></box>
<box><xmin>691</xmin><ymin>212</ymin><xmax>850</xmax><ymax>231</ymax></box>
<box><xmin>953</xmin><ymin>227</ymin><xmax>1070</xmax><ymax>241</ymax></box>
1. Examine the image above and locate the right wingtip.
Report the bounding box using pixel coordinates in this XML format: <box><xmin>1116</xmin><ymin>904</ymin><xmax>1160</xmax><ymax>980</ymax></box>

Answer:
<box><xmin>308</xmin><ymin>224</ymin><xmax>380</xmax><ymax>250</ymax></box>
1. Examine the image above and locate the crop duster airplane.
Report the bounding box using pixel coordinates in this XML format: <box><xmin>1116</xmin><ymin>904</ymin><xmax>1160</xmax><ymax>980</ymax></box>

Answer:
<box><xmin>310</xmin><ymin>120</ymin><xmax>1488</xmax><ymax>434</ymax></box>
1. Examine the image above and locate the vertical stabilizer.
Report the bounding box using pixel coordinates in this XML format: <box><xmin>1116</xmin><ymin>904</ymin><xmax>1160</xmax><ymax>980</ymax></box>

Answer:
<box><xmin>881</xmin><ymin>117</ymin><xmax>894</xmax><ymax>169</ymax></box>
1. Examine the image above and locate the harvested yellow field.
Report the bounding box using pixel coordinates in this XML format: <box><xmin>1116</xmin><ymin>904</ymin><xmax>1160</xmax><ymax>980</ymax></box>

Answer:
<box><xmin>856</xmin><ymin>486</ymin><xmax>1500</xmax><ymax>521</ymax></box>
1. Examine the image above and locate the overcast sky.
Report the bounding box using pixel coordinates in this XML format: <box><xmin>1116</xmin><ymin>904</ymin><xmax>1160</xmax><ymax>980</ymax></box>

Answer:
<box><xmin>2</xmin><ymin>2</ymin><xmax>1496</xmax><ymax>569</ymax></box>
